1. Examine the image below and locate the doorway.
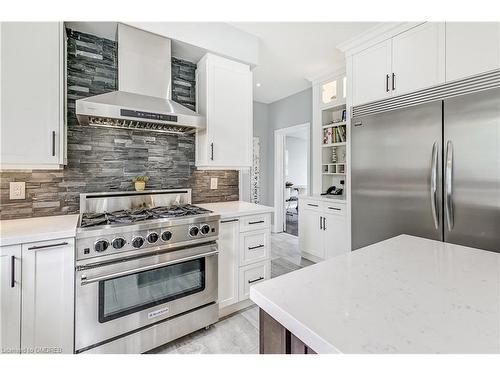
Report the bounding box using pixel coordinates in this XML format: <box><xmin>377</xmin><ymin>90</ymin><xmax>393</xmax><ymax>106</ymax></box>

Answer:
<box><xmin>274</xmin><ymin>123</ymin><xmax>310</xmax><ymax>236</ymax></box>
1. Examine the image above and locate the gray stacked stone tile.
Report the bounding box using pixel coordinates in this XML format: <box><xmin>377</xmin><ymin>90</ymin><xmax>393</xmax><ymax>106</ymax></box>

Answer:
<box><xmin>0</xmin><ymin>28</ymin><xmax>238</xmax><ymax>220</ymax></box>
<box><xmin>171</xmin><ymin>57</ymin><xmax>196</xmax><ymax>111</ymax></box>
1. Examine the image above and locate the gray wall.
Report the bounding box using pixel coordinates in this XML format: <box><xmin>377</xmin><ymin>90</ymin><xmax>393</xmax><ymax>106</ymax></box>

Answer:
<box><xmin>253</xmin><ymin>88</ymin><xmax>312</xmax><ymax>207</ymax></box>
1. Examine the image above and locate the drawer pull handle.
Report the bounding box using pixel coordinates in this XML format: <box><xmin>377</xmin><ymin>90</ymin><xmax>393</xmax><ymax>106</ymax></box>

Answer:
<box><xmin>328</xmin><ymin>207</ymin><xmax>341</xmax><ymax>211</ymax></box>
<box><xmin>248</xmin><ymin>244</ymin><xmax>264</xmax><ymax>250</ymax></box>
<box><xmin>11</xmin><ymin>256</ymin><xmax>15</xmax><ymax>288</ymax></box>
<box><xmin>249</xmin><ymin>220</ymin><xmax>265</xmax><ymax>225</ymax></box>
<box><xmin>28</xmin><ymin>241</ymin><xmax>69</xmax><ymax>250</ymax></box>
<box><xmin>307</xmin><ymin>204</ymin><xmax>318</xmax><ymax>207</ymax></box>
<box><xmin>221</xmin><ymin>219</ymin><xmax>239</xmax><ymax>223</ymax></box>
<box><xmin>248</xmin><ymin>276</ymin><xmax>264</xmax><ymax>284</ymax></box>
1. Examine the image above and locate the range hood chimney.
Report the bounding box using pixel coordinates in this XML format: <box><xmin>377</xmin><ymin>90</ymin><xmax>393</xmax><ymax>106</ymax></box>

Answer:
<box><xmin>76</xmin><ymin>24</ymin><xmax>204</xmax><ymax>134</ymax></box>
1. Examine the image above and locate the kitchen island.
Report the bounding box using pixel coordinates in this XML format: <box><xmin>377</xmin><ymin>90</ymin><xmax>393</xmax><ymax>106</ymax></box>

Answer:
<box><xmin>250</xmin><ymin>235</ymin><xmax>500</xmax><ymax>354</ymax></box>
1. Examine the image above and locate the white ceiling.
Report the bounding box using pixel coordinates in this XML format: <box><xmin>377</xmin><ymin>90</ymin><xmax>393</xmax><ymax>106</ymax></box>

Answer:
<box><xmin>229</xmin><ymin>22</ymin><xmax>379</xmax><ymax>103</ymax></box>
<box><xmin>66</xmin><ymin>21</ymin><xmax>380</xmax><ymax>104</ymax></box>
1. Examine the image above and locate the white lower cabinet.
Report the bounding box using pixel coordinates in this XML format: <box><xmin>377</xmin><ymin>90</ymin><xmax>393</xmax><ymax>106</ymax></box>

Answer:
<box><xmin>218</xmin><ymin>219</ymin><xmax>240</xmax><ymax>309</ymax></box>
<box><xmin>299</xmin><ymin>197</ymin><xmax>348</xmax><ymax>261</ymax></box>
<box><xmin>298</xmin><ymin>207</ymin><xmax>325</xmax><ymax>259</ymax></box>
<box><xmin>21</xmin><ymin>239</ymin><xmax>74</xmax><ymax>353</ymax></box>
<box><xmin>0</xmin><ymin>238</ymin><xmax>74</xmax><ymax>354</ymax></box>
<box><xmin>0</xmin><ymin>245</ymin><xmax>22</xmax><ymax>353</ymax></box>
<box><xmin>217</xmin><ymin>213</ymin><xmax>271</xmax><ymax>315</ymax></box>
<box><xmin>238</xmin><ymin>261</ymin><xmax>271</xmax><ymax>301</ymax></box>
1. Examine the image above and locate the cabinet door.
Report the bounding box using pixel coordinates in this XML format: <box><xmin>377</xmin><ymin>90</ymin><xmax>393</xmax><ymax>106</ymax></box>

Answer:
<box><xmin>352</xmin><ymin>40</ymin><xmax>392</xmax><ymax>106</ymax></box>
<box><xmin>1</xmin><ymin>22</ymin><xmax>64</xmax><ymax>169</ymax></box>
<box><xmin>207</xmin><ymin>57</ymin><xmax>253</xmax><ymax>167</ymax></box>
<box><xmin>446</xmin><ymin>22</ymin><xmax>500</xmax><ymax>82</ymax></box>
<box><xmin>392</xmin><ymin>23</ymin><xmax>445</xmax><ymax>95</ymax></box>
<box><xmin>218</xmin><ymin>220</ymin><xmax>240</xmax><ymax>309</ymax></box>
<box><xmin>298</xmin><ymin>208</ymin><xmax>324</xmax><ymax>259</ymax></box>
<box><xmin>323</xmin><ymin>213</ymin><xmax>348</xmax><ymax>258</ymax></box>
<box><xmin>0</xmin><ymin>245</ymin><xmax>22</xmax><ymax>353</ymax></box>
<box><xmin>21</xmin><ymin>239</ymin><xmax>74</xmax><ymax>353</ymax></box>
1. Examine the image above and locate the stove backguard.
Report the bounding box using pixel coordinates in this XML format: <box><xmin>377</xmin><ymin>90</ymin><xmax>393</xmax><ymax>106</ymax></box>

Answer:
<box><xmin>80</xmin><ymin>189</ymin><xmax>192</xmax><ymax>214</ymax></box>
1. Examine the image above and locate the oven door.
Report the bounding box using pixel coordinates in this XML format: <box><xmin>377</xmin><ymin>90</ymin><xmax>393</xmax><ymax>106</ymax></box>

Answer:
<box><xmin>75</xmin><ymin>242</ymin><xmax>218</xmax><ymax>352</ymax></box>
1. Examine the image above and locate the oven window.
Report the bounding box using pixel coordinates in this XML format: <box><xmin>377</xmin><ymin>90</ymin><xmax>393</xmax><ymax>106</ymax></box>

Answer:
<box><xmin>98</xmin><ymin>258</ymin><xmax>205</xmax><ymax>323</ymax></box>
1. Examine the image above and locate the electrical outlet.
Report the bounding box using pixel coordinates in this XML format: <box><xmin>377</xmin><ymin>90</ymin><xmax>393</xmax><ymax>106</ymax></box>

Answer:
<box><xmin>210</xmin><ymin>177</ymin><xmax>218</xmax><ymax>190</ymax></box>
<box><xmin>9</xmin><ymin>182</ymin><xmax>26</xmax><ymax>200</ymax></box>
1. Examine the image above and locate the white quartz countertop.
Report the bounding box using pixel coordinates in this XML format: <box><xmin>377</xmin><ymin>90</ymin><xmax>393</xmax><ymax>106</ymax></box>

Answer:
<box><xmin>198</xmin><ymin>201</ymin><xmax>274</xmax><ymax>219</ymax></box>
<box><xmin>0</xmin><ymin>214</ymin><xmax>80</xmax><ymax>246</ymax></box>
<box><xmin>250</xmin><ymin>235</ymin><xmax>500</xmax><ymax>354</ymax></box>
<box><xmin>299</xmin><ymin>194</ymin><xmax>346</xmax><ymax>204</ymax></box>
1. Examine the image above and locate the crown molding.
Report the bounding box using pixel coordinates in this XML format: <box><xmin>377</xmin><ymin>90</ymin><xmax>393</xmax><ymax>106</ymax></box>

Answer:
<box><xmin>337</xmin><ymin>22</ymin><xmax>425</xmax><ymax>56</ymax></box>
<box><xmin>306</xmin><ymin>64</ymin><xmax>346</xmax><ymax>85</ymax></box>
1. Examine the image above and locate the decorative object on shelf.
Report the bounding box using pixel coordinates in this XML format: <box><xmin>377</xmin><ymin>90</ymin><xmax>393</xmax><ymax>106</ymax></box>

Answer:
<box><xmin>341</xmin><ymin>109</ymin><xmax>347</xmax><ymax>122</ymax></box>
<box><xmin>339</xmin><ymin>148</ymin><xmax>346</xmax><ymax>163</ymax></box>
<box><xmin>251</xmin><ymin>137</ymin><xmax>261</xmax><ymax>204</ymax></box>
<box><xmin>132</xmin><ymin>176</ymin><xmax>149</xmax><ymax>191</ymax></box>
<box><xmin>331</xmin><ymin>147</ymin><xmax>338</xmax><ymax>163</ymax></box>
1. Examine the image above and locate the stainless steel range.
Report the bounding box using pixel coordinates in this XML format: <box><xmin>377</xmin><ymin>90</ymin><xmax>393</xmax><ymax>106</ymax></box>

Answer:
<box><xmin>74</xmin><ymin>189</ymin><xmax>220</xmax><ymax>354</ymax></box>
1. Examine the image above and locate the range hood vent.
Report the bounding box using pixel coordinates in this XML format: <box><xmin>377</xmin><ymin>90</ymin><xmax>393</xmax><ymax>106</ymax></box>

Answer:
<box><xmin>76</xmin><ymin>24</ymin><xmax>204</xmax><ymax>134</ymax></box>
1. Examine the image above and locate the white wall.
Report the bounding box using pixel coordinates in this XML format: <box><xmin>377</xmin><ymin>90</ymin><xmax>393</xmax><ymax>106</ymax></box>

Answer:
<box><xmin>253</xmin><ymin>102</ymin><xmax>270</xmax><ymax>205</ymax></box>
<box><xmin>126</xmin><ymin>22</ymin><xmax>259</xmax><ymax>66</ymax></box>
<box><xmin>285</xmin><ymin>135</ymin><xmax>308</xmax><ymax>187</ymax></box>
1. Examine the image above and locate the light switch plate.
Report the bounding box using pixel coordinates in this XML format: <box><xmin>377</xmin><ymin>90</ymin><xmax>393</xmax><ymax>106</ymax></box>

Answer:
<box><xmin>9</xmin><ymin>182</ymin><xmax>26</xmax><ymax>200</ymax></box>
<box><xmin>210</xmin><ymin>177</ymin><xmax>218</xmax><ymax>190</ymax></box>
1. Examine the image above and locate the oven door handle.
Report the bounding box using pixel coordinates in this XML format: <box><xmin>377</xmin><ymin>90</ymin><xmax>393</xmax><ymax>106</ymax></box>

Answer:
<box><xmin>80</xmin><ymin>250</ymin><xmax>219</xmax><ymax>286</ymax></box>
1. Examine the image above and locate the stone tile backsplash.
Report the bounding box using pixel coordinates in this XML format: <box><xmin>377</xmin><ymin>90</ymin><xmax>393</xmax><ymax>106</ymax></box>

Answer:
<box><xmin>0</xmin><ymin>28</ymin><xmax>238</xmax><ymax>220</ymax></box>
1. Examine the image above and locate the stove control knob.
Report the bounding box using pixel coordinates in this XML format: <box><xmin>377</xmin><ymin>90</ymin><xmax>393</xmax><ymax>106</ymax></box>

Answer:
<box><xmin>147</xmin><ymin>232</ymin><xmax>159</xmax><ymax>244</ymax></box>
<box><xmin>112</xmin><ymin>237</ymin><xmax>126</xmax><ymax>249</ymax></box>
<box><xmin>94</xmin><ymin>239</ymin><xmax>109</xmax><ymax>252</ymax></box>
<box><xmin>200</xmin><ymin>224</ymin><xmax>210</xmax><ymax>235</ymax></box>
<box><xmin>189</xmin><ymin>226</ymin><xmax>199</xmax><ymax>237</ymax></box>
<box><xmin>132</xmin><ymin>236</ymin><xmax>145</xmax><ymax>248</ymax></box>
<box><xmin>161</xmin><ymin>231</ymin><xmax>172</xmax><ymax>242</ymax></box>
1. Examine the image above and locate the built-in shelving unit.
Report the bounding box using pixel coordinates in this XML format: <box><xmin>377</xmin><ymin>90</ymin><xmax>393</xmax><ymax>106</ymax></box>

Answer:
<box><xmin>311</xmin><ymin>69</ymin><xmax>348</xmax><ymax>197</ymax></box>
<box><xmin>321</xmin><ymin>102</ymin><xmax>347</xmax><ymax>191</ymax></box>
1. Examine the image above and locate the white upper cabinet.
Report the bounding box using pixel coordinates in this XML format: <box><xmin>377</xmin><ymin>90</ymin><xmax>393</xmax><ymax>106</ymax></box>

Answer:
<box><xmin>392</xmin><ymin>22</ymin><xmax>445</xmax><ymax>95</ymax></box>
<box><xmin>446</xmin><ymin>22</ymin><xmax>500</xmax><ymax>82</ymax></box>
<box><xmin>1</xmin><ymin>22</ymin><xmax>66</xmax><ymax>170</ymax></box>
<box><xmin>196</xmin><ymin>53</ymin><xmax>253</xmax><ymax>169</ymax></box>
<box><xmin>352</xmin><ymin>40</ymin><xmax>392</xmax><ymax>106</ymax></box>
<box><xmin>351</xmin><ymin>22</ymin><xmax>448</xmax><ymax>106</ymax></box>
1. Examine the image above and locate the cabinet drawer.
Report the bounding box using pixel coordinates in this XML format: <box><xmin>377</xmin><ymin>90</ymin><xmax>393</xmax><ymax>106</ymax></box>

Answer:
<box><xmin>240</xmin><ymin>229</ymin><xmax>270</xmax><ymax>266</ymax></box>
<box><xmin>300</xmin><ymin>199</ymin><xmax>322</xmax><ymax>212</ymax></box>
<box><xmin>239</xmin><ymin>261</ymin><xmax>271</xmax><ymax>301</ymax></box>
<box><xmin>322</xmin><ymin>202</ymin><xmax>345</xmax><ymax>216</ymax></box>
<box><xmin>239</xmin><ymin>214</ymin><xmax>271</xmax><ymax>232</ymax></box>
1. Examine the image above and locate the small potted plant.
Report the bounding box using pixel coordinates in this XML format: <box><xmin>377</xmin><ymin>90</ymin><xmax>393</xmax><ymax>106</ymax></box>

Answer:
<box><xmin>132</xmin><ymin>176</ymin><xmax>149</xmax><ymax>191</ymax></box>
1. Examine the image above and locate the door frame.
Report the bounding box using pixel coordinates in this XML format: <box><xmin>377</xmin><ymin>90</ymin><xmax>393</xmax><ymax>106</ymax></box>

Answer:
<box><xmin>273</xmin><ymin>123</ymin><xmax>311</xmax><ymax>233</ymax></box>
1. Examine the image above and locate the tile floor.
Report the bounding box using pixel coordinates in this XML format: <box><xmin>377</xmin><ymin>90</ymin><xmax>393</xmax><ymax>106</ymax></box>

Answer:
<box><xmin>149</xmin><ymin>232</ymin><xmax>313</xmax><ymax>354</ymax></box>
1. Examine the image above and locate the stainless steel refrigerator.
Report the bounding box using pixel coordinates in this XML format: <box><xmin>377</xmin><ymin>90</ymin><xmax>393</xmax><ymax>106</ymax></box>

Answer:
<box><xmin>351</xmin><ymin>86</ymin><xmax>500</xmax><ymax>252</ymax></box>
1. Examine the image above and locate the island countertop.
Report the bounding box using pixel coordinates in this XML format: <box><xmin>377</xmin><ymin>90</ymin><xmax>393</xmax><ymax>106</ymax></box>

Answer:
<box><xmin>250</xmin><ymin>235</ymin><xmax>500</xmax><ymax>354</ymax></box>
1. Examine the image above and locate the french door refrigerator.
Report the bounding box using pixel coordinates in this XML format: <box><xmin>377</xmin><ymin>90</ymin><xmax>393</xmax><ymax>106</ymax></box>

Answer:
<box><xmin>351</xmin><ymin>86</ymin><xmax>500</xmax><ymax>252</ymax></box>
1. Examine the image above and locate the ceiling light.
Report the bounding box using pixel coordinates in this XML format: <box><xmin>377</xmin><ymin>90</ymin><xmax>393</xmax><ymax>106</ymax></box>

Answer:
<box><xmin>256</xmin><ymin>83</ymin><xmax>261</xmax><ymax>87</ymax></box>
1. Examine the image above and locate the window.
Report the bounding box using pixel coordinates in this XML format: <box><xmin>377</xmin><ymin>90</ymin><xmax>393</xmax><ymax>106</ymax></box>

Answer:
<box><xmin>321</xmin><ymin>81</ymin><xmax>338</xmax><ymax>105</ymax></box>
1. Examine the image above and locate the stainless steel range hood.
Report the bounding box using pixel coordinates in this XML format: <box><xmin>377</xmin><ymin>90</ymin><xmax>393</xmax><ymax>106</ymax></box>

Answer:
<box><xmin>76</xmin><ymin>24</ymin><xmax>204</xmax><ymax>134</ymax></box>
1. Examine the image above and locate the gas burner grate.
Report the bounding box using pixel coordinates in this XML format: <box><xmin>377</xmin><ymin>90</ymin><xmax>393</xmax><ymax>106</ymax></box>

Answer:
<box><xmin>80</xmin><ymin>204</ymin><xmax>212</xmax><ymax>228</ymax></box>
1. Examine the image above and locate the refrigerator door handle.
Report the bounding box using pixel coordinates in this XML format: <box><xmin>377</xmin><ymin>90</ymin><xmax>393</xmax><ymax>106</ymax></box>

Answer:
<box><xmin>430</xmin><ymin>141</ymin><xmax>439</xmax><ymax>230</ymax></box>
<box><xmin>445</xmin><ymin>140</ymin><xmax>454</xmax><ymax>230</ymax></box>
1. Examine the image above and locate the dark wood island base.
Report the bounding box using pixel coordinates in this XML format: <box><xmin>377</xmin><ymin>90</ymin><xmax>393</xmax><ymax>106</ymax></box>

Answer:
<box><xmin>259</xmin><ymin>308</ymin><xmax>317</xmax><ymax>354</ymax></box>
